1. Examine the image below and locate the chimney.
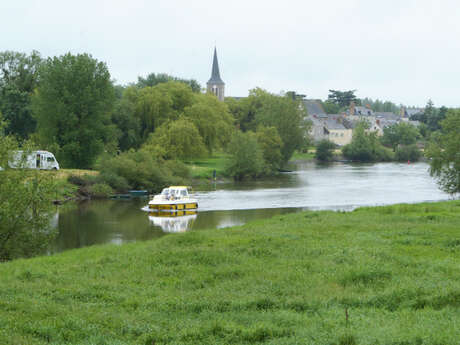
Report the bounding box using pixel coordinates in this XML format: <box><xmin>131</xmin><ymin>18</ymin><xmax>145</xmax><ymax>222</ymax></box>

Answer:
<box><xmin>350</xmin><ymin>101</ymin><xmax>355</xmax><ymax>115</ymax></box>
<box><xmin>365</xmin><ymin>104</ymin><xmax>371</xmax><ymax>109</ymax></box>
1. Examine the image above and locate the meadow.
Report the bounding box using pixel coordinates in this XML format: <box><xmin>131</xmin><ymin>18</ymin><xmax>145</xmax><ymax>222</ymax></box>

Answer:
<box><xmin>1</xmin><ymin>201</ymin><xmax>460</xmax><ymax>344</ymax></box>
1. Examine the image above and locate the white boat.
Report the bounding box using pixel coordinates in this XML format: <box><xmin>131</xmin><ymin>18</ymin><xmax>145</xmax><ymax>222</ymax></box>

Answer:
<box><xmin>148</xmin><ymin>186</ymin><xmax>198</xmax><ymax>211</ymax></box>
<box><xmin>148</xmin><ymin>211</ymin><xmax>197</xmax><ymax>233</ymax></box>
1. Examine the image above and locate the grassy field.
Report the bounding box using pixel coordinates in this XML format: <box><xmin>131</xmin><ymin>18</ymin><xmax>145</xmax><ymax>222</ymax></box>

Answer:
<box><xmin>1</xmin><ymin>201</ymin><xmax>460</xmax><ymax>344</ymax></box>
<box><xmin>185</xmin><ymin>153</ymin><xmax>230</xmax><ymax>179</ymax></box>
<box><xmin>289</xmin><ymin>150</ymin><xmax>316</xmax><ymax>161</ymax></box>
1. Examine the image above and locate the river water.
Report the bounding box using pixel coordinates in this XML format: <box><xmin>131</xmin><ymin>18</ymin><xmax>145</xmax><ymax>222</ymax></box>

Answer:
<box><xmin>52</xmin><ymin>162</ymin><xmax>450</xmax><ymax>252</ymax></box>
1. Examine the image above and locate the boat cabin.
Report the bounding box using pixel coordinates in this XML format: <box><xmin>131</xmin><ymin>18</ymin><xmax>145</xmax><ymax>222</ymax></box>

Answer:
<box><xmin>160</xmin><ymin>186</ymin><xmax>190</xmax><ymax>200</ymax></box>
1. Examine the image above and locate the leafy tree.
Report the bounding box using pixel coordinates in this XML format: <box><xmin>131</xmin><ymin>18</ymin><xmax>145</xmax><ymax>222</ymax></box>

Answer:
<box><xmin>321</xmin><ymin>100</ymin><xmax>340</xmax><ymax>114</ymax></box>
<box><xmin>226</xmin><ymin>131</ymin><xmax>264</xmax><ymax>180</ymax></box>
<box><xmin>395</xmin><ymin>144</ymin><xmax>421</xmax><ymax>162</ymax></box>
<box><xmin>111</xmin><ymin>86</ymin><xmax>141</xmax><ymax>151</ymax></box>
<box><xmin>381</xmin><ymin>122</ymin><xmax>420</xmax><ymax>151</ymax></box>
<box><xmin>328</xmin><ymin>90</ymin><xmax>359</xmax><ymax>108</ymax></box>
<box><xmin>251</xmin><ymin>88</ymin><xmax>307</xmax><ymax>163</ymax></box>
<box><xmin>256</xmin><ymin>126</ymin><xmax>283</xmax><ymax>173</ymax></box>
<box><xmin>144</xmin><ymin>118</ymin><xmax>207</xmax><ymax>160</ymax></box>
<box><xmin>0</xmin><ymin>51</ymin><xmax>42</xmax><ymax>139</ymax></box>
<box><xmin>360</xmin><ymin>97</ymin><xmax>401</xmax><ymax>113</ymax></box>
<box><xmin>315</xmin><ymin>140</ymin><xmax>336</xmax><ymax>162</ymax></box>
<box><xmin>32</xmin><ymin>53</ymin><xmax>115</xmax><ymax>168</ymax></box>
<box><xmin>0</xmin><ymin>123</ymin><xmax>57</xmax><ymax>261</ymax></box>
<box><xmin>137</xmin><ymin>73</ymin><xmax>201</xmax><ymax>93</ymax></box>
<box><xmin>183</xmin><ymin>93</ymin><xmax>234</xmax><ymax>154</ymax></box>
<box><xmin>342</xmin><ymin>122</ymin><xmax>393</xmax><ymax>162</ymax></box>
<box><xmin>426</xmin><ymin>109</ymin><xmax>460</xmax><ymax>195</ymax></box>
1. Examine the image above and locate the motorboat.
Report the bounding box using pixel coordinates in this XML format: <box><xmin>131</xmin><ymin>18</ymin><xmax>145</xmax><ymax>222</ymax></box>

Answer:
<box><xmin>148</xmin><ymin>186</ymin><xmax>198</xmax><ymax>211</ymax></box>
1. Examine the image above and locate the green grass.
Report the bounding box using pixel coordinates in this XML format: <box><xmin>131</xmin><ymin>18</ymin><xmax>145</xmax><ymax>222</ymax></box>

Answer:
<box><xmin>1</xmin><ymin>201</ymin><xmax>460</xmax><ymax>344</ymax></box>
<box><xmin>289</xmin><ymin>150</ymin><xmax>315</xmax><ymax>161</ymax></box>
<box><xmin>184</xmin><ymin>153</ymin><xmax>230</xmax><ymax>179</ymax></box>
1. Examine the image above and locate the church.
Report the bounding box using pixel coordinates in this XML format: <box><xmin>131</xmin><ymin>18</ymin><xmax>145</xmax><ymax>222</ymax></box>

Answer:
<box><xmin>206</xmin><ymin>48</ymin><xmax>225</xmax><ymax>101</ymax></box>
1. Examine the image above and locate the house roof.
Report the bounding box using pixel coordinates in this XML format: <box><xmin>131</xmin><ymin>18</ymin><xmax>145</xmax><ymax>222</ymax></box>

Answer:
<box><xmin>354</xmin><ymin>106</ymin><xmax>374</xmax><ymax>116</ymax></box>
<box><xmin>303</xmin><ymin>99</ymin><xmax>326</xmax><ymax>116</ymax></box>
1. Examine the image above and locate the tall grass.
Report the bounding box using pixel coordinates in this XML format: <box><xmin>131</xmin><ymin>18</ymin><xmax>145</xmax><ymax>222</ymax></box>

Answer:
<box><xmin>1</xmin><ymin>201</ymin><xmax>460</xmax><ymax>344</ymax></box>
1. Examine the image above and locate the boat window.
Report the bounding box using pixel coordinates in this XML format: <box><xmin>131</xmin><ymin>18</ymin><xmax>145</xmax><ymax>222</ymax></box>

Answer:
<box><xmin>161</xmin><ymin>189</ymin><xmax>170</xmax><ymax>195</ymax></box>
<box><xmin>180</xmin><ymin>190</ymin><xmax>187</xmax><ymax>197</ymax></box>
<box><xmin>47</xmin><ymin>156</ymin><xmax>55</xmax><ymax>162</ymax></box>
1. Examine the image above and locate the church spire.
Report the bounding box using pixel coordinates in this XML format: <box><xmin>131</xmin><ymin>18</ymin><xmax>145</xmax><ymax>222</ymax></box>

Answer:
<box><xmin>207</xmin><ymin>47</ymin><xmax>225</xmax><ymax>101</ymax></box>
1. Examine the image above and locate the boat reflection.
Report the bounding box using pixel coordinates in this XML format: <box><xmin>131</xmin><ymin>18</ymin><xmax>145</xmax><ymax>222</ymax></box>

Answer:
<box><xmin>148</xmin><ymin>211</ymin><xmax>197</xmax><ymax>233</ymax></box>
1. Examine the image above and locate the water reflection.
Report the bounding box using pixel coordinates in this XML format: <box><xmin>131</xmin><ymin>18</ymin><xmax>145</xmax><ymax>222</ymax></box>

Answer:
<box><xmin>148</xmin><ymin>211</ymin><xmax>197</xmax><ymax>233</ymax></box>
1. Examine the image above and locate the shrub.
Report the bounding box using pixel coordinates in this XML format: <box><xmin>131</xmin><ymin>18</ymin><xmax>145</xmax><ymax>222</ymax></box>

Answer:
<box><xmin>395</xmin><ymin>144</ymin><xmax>421</xmax><ymax>162</ymax></box>
<box><xmin>88</xmin><ymin>183</ymin><xmax>113</xmax><ymax>198</ymax></box>
<box><xmin>225</xmin><ymin>131</ymin><xmax>264</xmax><ymax>180</ymax></box>
<box><xmin>315</xmin><ymin>140</ymin><xmax>335</xmax><ymax>162</ymax></box>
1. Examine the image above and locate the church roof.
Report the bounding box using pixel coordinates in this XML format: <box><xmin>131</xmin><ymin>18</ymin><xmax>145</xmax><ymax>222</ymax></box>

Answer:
<box><xmin>207</xmin><ymin>47</ymin><xmax>224</xmax><ymax>85</ymax></box>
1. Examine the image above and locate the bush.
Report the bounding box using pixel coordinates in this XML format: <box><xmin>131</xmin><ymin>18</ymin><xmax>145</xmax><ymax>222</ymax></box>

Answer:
<box><xmin>395</xmin><ymin>144</ymin><xmax>421</xmax><ymax>162</ymax></box>
<box><xmin>96</xmin><ymin>149</ymin><xmax>188</xmax><ymax>192</ymax></box>
<box><xmin>88</xmin><ymin>183</ymin><xmax>113</xmax><ymax>198</ymax></box>
<box><xmin>315</xmin><ymin>140</ymin><xmax>335</xmax><ymax>162</ymax></box>
<box><xmin>225</xmin><ymin>131</ymin><xmax>264</xmax><ymax>180</ymax></box>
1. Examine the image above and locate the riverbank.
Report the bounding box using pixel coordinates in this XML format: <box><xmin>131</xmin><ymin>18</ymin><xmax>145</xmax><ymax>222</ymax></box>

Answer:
<box><xmin>1</xmin><ymin>200</ymin><xmax>460</xmax><ymax>344</ymax></box>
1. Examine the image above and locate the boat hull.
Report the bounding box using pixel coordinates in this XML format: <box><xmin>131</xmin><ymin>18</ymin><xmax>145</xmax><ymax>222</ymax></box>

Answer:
<box><xmin>148</xmin><ymin>202</ymin><xmax>198</xmax><ymax>211</ymax></box>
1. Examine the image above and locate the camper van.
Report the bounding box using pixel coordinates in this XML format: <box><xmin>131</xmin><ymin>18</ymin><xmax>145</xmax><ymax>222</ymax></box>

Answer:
<box><xmin>8</xmin><ymin>150</ymin><xmax>60</xmax><ymax>170</ymax></box>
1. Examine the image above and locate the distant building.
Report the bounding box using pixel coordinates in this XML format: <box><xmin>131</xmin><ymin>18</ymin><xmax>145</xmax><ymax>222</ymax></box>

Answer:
<box><xmin>207</xmin><ymin>47</ymin><xmax>225</xmax><ymax>101</ymax></box>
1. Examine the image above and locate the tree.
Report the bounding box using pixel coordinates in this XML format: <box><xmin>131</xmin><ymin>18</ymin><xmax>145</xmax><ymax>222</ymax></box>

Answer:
<box><xmin>0</xmin><ymin>120</ymin><xmax>57</xmax><ymax>261</ymax></box>
<box><xmin>381</xmin><ymin>122</ymin><xmax>420</xmax><ymax>151</ymax></box>
<box><xmin>32</xmin><ymin>53</ymin><xmax>115</xmax><ymax>168</ymax></box>
<box><xmin>426</xmin><ymin>109</ymin><xmax>460</xmax><ymax>195</ymax></box>
<box><xmin>250</xmin><ymin>88</ymin><xmax>307</xmax><ymax>163</ymax></box>
<box><xmin>315</xmin><ymin>140</ymin><xmax>336</xmax><ymax>162</ymax></box>
<box><xmin>256</xmin><ymin>126</ymin><xmax>283</xmax><ymax>173</ymax></box>
<box><xmin>328</xmin><ymin>90</ymin><xmax>359</xmax><ymax>108</ymax></box>
<box><xmin>321</xmin><ymin>100</ymin><xmax>340</xmax><ymax>114</ymax></box>
<box><xmin>342</xmin><ymin>122</ymin><xmax>393</xmax><ymax>162</ymax></box>
<box><xmin>225</xmin><ymin>131</ymin><xmax>264</xmax><ymax>180</ymax></box>
<box><xmin>0</xmin><ymin>51</ymin><xmax>42</xmax><ymax>139</ymax></box>
<box><xmin>183</xmin><ymin>93</ymin><xmax>234</xmax><ymax>154</ymax></box>
<box><xmin>137</xmin><ymin>73</ymin><xmax>201</xmax><ymax>93</ymax></box>
<box><xmin>144</xmin><ymin>118</ymin><xmax>207</xmax><ymax>160</ymax></box>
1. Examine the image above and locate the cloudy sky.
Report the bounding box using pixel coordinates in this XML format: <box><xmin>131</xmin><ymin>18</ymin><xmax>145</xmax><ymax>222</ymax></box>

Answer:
<box><xmin>2</xmin><ymin>0</ymin><xmax>460</xmax><ymax>107</ymax></box>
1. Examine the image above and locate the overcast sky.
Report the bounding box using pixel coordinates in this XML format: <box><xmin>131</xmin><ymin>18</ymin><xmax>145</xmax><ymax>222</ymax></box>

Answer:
<box><xmin>2</xmin><ymin>0</ymin><xmax>460</xmax><ymax>107</ymax></box>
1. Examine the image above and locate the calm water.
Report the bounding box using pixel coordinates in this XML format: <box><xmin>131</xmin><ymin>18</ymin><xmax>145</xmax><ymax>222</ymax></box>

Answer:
<box><xmin>52</xmin><ymin>162</ymin><xmax>450</xmax><ymax>252</ymax></box>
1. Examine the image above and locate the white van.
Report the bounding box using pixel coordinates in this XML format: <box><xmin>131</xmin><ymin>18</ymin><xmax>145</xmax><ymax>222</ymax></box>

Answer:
<box><xmin>8</xmin><ymin>150</ymin><xmax>60</xmax><ymax>170</ymax></box>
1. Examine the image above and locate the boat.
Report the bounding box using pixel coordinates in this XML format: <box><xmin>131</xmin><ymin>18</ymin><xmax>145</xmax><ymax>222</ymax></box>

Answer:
<box><xmin>148</xmin><ymin>186</ymin><xmax>198</xmax><ymax>211</ymax></box>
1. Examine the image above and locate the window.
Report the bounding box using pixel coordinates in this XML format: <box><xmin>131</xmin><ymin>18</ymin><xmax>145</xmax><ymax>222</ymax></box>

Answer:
<box><xmin>47</xmin><ymin>157</ymin><xmax>55</xmax><ymax>162</ymax></box>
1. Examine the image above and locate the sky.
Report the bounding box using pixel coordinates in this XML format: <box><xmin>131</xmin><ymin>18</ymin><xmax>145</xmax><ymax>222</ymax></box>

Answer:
<box><xmin>2</xmin><ymin>0</ymin><xmax>460</xmax><ymax>107</ymax></box>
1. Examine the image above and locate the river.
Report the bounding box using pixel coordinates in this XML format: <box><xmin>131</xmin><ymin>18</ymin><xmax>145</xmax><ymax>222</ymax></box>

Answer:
<box><xmin>52</xmin><ymin>162</ymin><xmax>450</xmax><ymax>253</ymax></box>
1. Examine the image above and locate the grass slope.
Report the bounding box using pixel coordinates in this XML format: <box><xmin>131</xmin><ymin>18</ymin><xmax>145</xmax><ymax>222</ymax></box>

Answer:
<box><xmin>1</xmin><ymin>201</ymin><xmax>460</xmax><ymax>344</ymax></box>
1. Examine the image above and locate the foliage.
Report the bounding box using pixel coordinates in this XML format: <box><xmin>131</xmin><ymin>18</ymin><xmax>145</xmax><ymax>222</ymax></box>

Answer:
<box><xmin>111</xmin><ymin>86</ymin><xmax>141</xmax><ymax>151</ymax></box>
<box><xmin>395</xmin><ymin>144</ymin><xmax>422</xmax><ymax>162</ymax></box>
<box><xmin>256</xmin><ymin>126</ymin><xmax>283</xmax><ymax>173</ymax></box>
<box><xmin>144</xmin><ymin>117</ymin><xmax>207</xmax><ymax>160</ymax></box>
<box><xmin>321</xmin><ymin>100</ymin><xmax>341</xmax><ymax>114</ymax></box>
<box><xmin>328</xmin><ymin>89</ymin><xmax>359</xmax><ymax>108</ymax></box>
<box><xmin>88</xmin><ymin>183</ymin><xmax>113</xmax><ymax>198</ymax></box>
<box><xmin>0</xmin><ymin>129</ymin><xmax>57</xmax><ymax>261</ymax></box>
<box><xmin>426</xmin><ymin>109</ymin><xmax>460</xmax><ymax>195</ymax></box>
<box><xmin>381</xmin><ymin>122</ymin><xmax>420</xmax><ymax>151</ymax></box>
<box><xmin>96</xmin><ymin>149</ymin><xmax>188</xmax><ymax>192</ymax></box>
<box><xmin>183</xmin><ymin>93</ymin><xmax>234</xmax><ymax>154</ymax></box>
<box><xmin>32</xmin><ymin>53</ymin><xmax>115</xmax><ymax>169</ymax></box>
<box><xmin>342</xmin><ymin>122</ymin><xmax>394</xmax><ymax>162</ymax></box>
<box><xmin>0</xmin><ymin>50</ymin><xmax>42</xmax><ymax>139</ymax></box>
<box><xmin>410</xmin><ymin>100</ymin><xmax>448</xmax><ymax>132</ymax></box>
<box><xmin>225</xmin><ymin>131</ymin><xmax>264</xmax><ymax>180</ymax></box>
<box><xmin>1</xmin><ymin>201</ymin><xmax>460</xmax><ymax>343</ymax></box>
<box><xmin>137</xmin><ymin>72</ymin><xmax>201</xmax><ymax>93</ymax></box>
<box><xmin>360</xmin><ymin>97</ymin><xmax>401</xmax><ymax>114</ymax></box>
<box><xmin>315</xmin><ymin>139</ymin><xmax>336</xmax><ymax>162</ymax></box>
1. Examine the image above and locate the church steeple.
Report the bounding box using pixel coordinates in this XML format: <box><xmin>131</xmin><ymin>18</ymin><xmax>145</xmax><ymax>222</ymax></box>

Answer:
<box><xmin>207</xmin><ymin>47</ymin><xmax>225</xmax><ymax>101</ymax></box>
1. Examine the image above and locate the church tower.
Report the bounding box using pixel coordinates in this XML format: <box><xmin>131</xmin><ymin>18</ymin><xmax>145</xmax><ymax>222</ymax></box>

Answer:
<box><xmin>207</xmin><ymin>47</ymin><xmax>225</xmax><ymax>101</ymax></box>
